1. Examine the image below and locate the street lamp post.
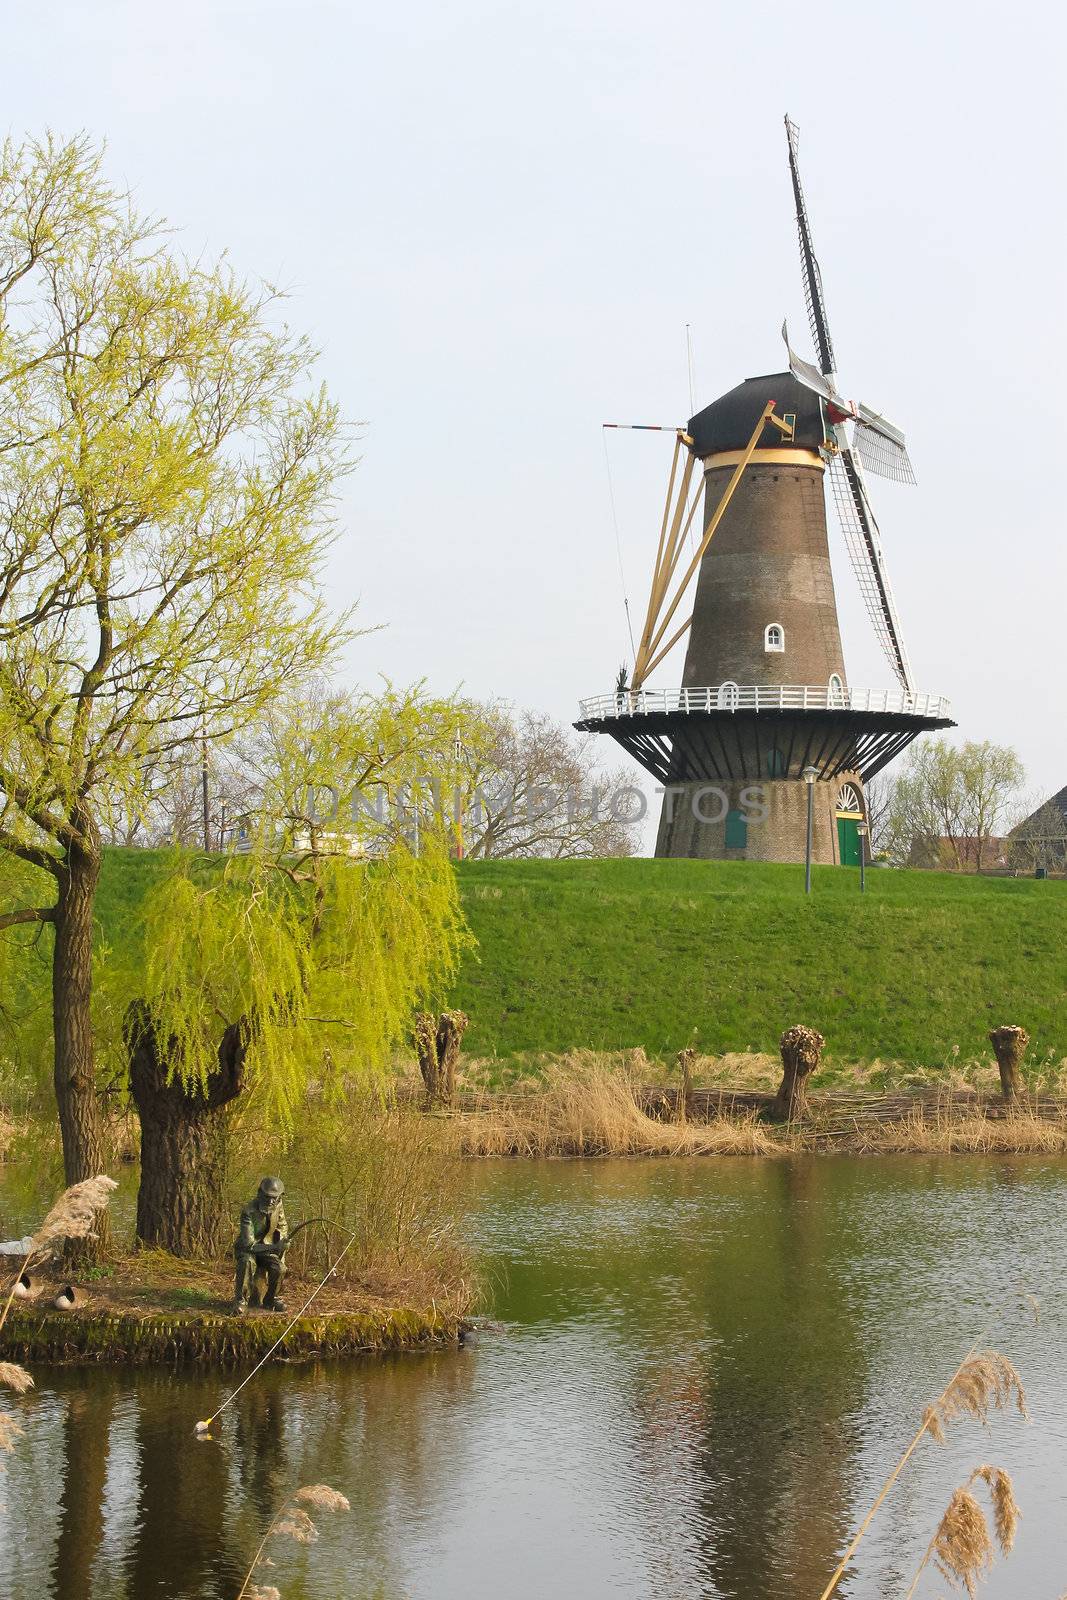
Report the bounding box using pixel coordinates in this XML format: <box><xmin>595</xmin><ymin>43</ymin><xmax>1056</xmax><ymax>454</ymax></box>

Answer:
<box><xmin>802</xmin><ymin>766</ymin><xmax>819</xmax><ymax>895</ymax></box>
<box><xmin>857</xmin><ymin>819</ymin><xmax>868</xmax><ymax>893</ymax></box>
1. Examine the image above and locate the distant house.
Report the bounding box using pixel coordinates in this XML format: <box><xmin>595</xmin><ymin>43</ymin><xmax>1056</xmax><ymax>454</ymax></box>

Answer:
<box><xmin>908</xmin><ymin>835</ymin><xmax>1011</xmax><ymax>872</ymax></box>
<box><xmin>1009</xmin><ymin>785</ymin><xmax>1067</xmax><ymax>872</ymax></box>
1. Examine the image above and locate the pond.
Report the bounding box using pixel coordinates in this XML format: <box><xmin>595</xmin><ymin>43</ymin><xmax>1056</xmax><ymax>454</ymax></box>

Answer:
<box><xmin>2</xmin><ymin>1154</ymin><xmax>1065</xmax><ymax>1599</ymax></box>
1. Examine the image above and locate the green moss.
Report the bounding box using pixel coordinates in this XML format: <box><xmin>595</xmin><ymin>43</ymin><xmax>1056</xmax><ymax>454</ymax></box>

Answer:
<box><xmin>0</xmin><ymin>1303</ymin><xmax>464</xmax><ymax>1366</ymax></box>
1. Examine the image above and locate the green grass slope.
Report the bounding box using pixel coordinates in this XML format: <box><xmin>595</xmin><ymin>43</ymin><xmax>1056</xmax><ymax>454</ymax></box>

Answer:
<box><xmin>452</xmin><ymin>858</ymin><xmax>1067</xmax><ymax>1070</ymax></box>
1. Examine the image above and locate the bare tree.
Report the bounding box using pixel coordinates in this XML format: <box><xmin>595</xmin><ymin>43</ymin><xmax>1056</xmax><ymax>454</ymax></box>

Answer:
<box><xmin>458</xmin><ymin>704</ymin><xmax>639</xmax><ymax>860</ymax></box>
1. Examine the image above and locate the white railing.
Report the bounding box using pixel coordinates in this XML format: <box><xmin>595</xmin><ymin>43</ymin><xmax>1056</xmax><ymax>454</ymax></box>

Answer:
<box><xmin>578</xmin><ymin>685</ymin><xmax>952</xmax><ymax>720</ymax></box>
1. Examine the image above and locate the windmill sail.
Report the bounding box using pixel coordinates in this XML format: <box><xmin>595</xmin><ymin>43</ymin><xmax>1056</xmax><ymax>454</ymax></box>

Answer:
<box><xmin>853</xmin><ymin>415</ymin><xmax>916</xmax><ymax>485</ymax></box>
<box><xmin>827</xmin><ymin>450</ymin><xmax>914</xmax><ymax>694</ymax></box>
<box><xmin>784</xmin><ymin>116</ymin><xmax>916</xmax><ymax>692</ymax></box>
<box><xmin>785</xmin><ymin>116</ymin><xmax>836</xmax><ymax>377</ymax></box>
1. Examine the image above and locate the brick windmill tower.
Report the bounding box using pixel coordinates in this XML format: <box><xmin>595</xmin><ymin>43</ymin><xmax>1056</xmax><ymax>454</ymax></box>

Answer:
<box><xmin>577</xmin><ymin>118</ymin><xmax>953</xmax><ymax>864</ymax></box>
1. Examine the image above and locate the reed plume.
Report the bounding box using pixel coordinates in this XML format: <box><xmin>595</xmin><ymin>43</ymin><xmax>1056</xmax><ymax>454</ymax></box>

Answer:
<box><xmin>923</xmin><ymin>1352</ymin><xmax>1028</xmax><ymax>1442</ymax></box>
<box><xmin>294</xmin><ymin>1484</ymin><xmax>350</xmax><ymax>1512</ymax></box>
<box><xmin>0</xmin><ymin>1411</ymin><xmax>24</xmax><ymax>1453</ymax></box>
<box><xmin>816</xmin><ymin>1347</ymin><xmax>1028</xmax><ymax>1600</ymax></box>
<box><xmin>904</xmin><ymin>1465</ymin><xmax>1020</xmax><ymax>1598</ymax></box>
<box><xmin>28</xmin><ymin>1175</ymin><xmax>119</xmax><ymax>1256</ymax></box>
<box><xmin>0</xmin><ymin>1362</ymin><xmax>33</xmax><ymax>1394</ymax></box>
<box><xmin>0</xmin><ymin>1175</ymin><xmax>118</xmax><ymax>1336</ymax></box>
<box><xmin>273</xmin><ymin>1507</ymin><xmax>318</xmax><ymax>1544</ymax></box>
<box><xmin>235</xmin><ymin>1482</ymin><xmax>349</xmax><ymax>1598</ymax></box>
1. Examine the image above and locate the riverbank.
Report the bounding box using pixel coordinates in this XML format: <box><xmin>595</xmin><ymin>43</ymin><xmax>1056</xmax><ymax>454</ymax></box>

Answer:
<box><xmin>0</xmin><ymin>1254</ymin><xmax>469</xmax><ymax>1365</ymax></box>
<box><xmin>429</xmin><ymin>1059</ymin><xmax>1067</xmax><ymax>1158</ymax></box>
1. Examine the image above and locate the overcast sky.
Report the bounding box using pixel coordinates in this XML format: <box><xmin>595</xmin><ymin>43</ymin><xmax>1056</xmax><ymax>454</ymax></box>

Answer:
<box><xmin>7</xmin><ymin>1</ymin><xmax>1065</xmax><ymax>839</ymax></box>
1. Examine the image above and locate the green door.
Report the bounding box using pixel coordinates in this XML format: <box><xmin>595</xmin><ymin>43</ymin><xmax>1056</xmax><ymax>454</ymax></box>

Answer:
<box><xmin>837</xmin><ymin>814</ymin><xmax>860</xmax><ymax>866</ymax></box>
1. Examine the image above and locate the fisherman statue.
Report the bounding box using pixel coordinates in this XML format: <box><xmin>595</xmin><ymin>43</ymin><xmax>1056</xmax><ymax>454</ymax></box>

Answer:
<box><xmin>234</xmin><ymin>1176</ymin><xmax>289</xmax><ymax>1315</ymax></box>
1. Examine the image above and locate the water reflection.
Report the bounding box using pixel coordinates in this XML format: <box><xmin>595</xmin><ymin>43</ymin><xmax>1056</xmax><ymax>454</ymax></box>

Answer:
<box><xmin>1</xmin><ymin>1155</ymin><xmax>1063</xmax><ymax>1599</ymax></box>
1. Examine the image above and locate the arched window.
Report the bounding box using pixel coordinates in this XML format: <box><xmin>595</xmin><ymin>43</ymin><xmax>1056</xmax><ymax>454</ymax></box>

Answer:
<box><xmin>717</xmin><ymin>680</ymin><xmax>740</xmax><ymax>710</ymax></box>
<box><xmin>828</xmin><ymin>673</ymin><xmax>845</xmax><ymax>706</ymax></box>
<box><xmin>764</xmin><ymin>623</ymin><xmax>784</xmax><ymax>653</ymax></box>
<box><xmin>837</xmin><ymin>783</ymin><xmax>862</xmax><ymax>814</ymax></box>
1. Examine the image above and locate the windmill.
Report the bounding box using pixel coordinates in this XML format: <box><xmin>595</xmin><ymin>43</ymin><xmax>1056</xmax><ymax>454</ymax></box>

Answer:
<box><xmin>576</xmin><ymin>116</ymin><xmax>954</xmax><ymax>866</ymax></box>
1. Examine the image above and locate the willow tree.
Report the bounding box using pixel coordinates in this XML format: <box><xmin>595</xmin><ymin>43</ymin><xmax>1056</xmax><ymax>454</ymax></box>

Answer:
<box><xmin>0</xmin><ymin>134</ymin><xmax>348</xmax><ymax>1186</ymax></box>
<box><xmin>120</xmin><ymin>681</ymin><xmax>473</xmax><ymax>1256</ymax></box>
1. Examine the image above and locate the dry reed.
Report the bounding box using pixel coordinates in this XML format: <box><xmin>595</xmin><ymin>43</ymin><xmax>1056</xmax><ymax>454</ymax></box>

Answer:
<box><xmin>444</xmin><ymin>1058</ymin><xmax>782</xmax><ymax>1158</ymax></box>
<box><xmin>904</xmin><ymin>1465</ymin><xmax>1020</xmax><ymax>1598</ymax></box>
<box><xmin>923</xmin><ymin>1352</ymin><xmax>1028</xmax><ymax>1442</ymax></box>
<box><xmin>816</xmin><ymin>1348</ymin><xmax>1028</xmax><ymax>1600</ymax></box>
<box><xmin>856</xmin><ymin>1107</ymin><xmax>1067</xmax><ymax>1155</ymax></box>
<box><xmin>0</xmin><ymin>1410</ymin><xmax>24</xmax><ymax>1453</ymax></box>
<box><xmin>0</xmin><ymin>1362</ymin><xmax>33</xmax><ymax>1394</ymax></box>
<box><xmin>294</xmin><ymin>1485</ymin><xmax>350</xmax><ymax>1512</ymax></box>
<box><xmin>235</xmin><ymin>1481</ymin><xmax>349</xmax><ymax>1599</ymax></box>
<box><xmin>0</xmin><ymin>1174</ymin><xmax>119</xmax><ymax>1338</ymax></box>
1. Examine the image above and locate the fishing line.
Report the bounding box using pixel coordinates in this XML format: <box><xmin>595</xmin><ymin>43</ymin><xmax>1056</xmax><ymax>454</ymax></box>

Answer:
<box><xmin>194</xmin><ymin>1226</ymin><xmax>357</xmax><ymax>1437</ymax></box>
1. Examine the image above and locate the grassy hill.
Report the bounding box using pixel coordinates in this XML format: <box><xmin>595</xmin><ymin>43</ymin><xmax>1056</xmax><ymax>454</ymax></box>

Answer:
<box><xmin>451</xmin><ymin>858</ymin><xmax>1067</xmax><ymax>1072</ymax></box>
<box><xmin>67</xmin><ymin>850</ymin><xmax>1065</xmax><ymax>1079</ymax></box>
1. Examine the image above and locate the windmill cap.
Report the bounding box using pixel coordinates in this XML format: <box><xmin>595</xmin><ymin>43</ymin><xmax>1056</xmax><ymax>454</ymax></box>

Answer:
<box><xmin>687</xmin><ymin>370</ymin><xmax>823</xmax><ymax>458</ymax></box>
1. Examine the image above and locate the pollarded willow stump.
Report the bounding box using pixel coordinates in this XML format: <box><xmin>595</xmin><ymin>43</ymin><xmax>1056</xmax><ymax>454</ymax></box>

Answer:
<box><xmin>772</xmin><ymin>1025</ymin><xmax>825</xmax><ymax>1121</ymax></box>
<box><xmin>414</xmin><ymin>1010</ymin><xmax>470</xmax><ymax>1109</ymax></box>
<box><xmin>989</xmin><ymin>1025</ymin><xmax>1029</xmax><ymax>1102</ymax></box>
<box><xmin>675</xmin><ymin>1047</ymin><xmax>696</xmax><ymax>1124</ymax></box>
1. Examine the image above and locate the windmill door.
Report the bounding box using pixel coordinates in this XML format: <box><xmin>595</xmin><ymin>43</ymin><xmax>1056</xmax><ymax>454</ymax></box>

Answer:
<box><xmin>837</xmin><ymin>814</ymin><xmax>861</xmax><ymax>866</ymax></box>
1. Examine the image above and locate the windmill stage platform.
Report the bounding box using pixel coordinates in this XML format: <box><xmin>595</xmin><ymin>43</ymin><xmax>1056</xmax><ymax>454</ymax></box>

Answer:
<box><xmin>576</xmin><ymin>683</ymin><xmax>953</xmax><ymax>787</ymax></box>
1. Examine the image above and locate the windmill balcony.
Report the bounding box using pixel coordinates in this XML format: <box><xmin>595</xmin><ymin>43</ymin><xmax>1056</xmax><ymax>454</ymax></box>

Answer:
<box><xmin>577</xmin><ymin>684</ymin><xmax>951</xmax><ymax>720</ymax></box>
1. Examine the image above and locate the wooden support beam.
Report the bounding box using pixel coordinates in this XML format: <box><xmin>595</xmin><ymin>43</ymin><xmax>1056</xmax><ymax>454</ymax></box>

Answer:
<box><xmin>634</xmin><ymin>441</ymin><xmax>695</xmax><ymax>683</ymax></box>
<box><xmin>635</xmin><ymin>402</ymin><xmax>777</xmax><ymax>686</ymax></box>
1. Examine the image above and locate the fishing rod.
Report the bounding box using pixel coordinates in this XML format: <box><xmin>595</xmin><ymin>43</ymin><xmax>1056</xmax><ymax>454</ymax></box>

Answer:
<box><xmin>194</xmin><ymin>1220</ymin><xmax>358</xmax><ymax>1438</ymax></box>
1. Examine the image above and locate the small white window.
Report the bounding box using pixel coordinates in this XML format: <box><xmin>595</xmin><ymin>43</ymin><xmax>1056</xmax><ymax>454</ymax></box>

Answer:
<box><xmin>828</xmin><ymin>673</ymin><xmax>845</xmax><ymax>706</ymax></box>
<box><xmin>717</xmin><ymin>680</ymin><xmax>740</xmax><ymax>710</ymax></box>
<box><xmin>764</xmin><ymin>623</ymin><xmax>784</xmax><ymax>653</ymax></box>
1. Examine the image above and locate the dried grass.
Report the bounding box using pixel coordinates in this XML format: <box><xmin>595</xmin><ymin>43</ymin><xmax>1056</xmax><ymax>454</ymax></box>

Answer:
<box><xmin>857</xmin><ymin>1107</ymin><xmax>1067</xmax><ymax>1155</ymax></box>
<box><xmin>445</xmin><ymin>1058</ymin><xmax>782</xmax><ymax>1158</ymax></box>
<box><xmin>0</xmin><ymin>1363</ymin><xmax>32</xmax><ymax>1394</ymax></box>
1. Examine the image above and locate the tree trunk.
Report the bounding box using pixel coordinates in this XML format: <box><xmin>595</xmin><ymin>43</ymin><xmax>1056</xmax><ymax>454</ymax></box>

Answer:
<box><xmin>126</xmin><ymin>1001</ymin><xmax>248</xmax><ymax>1257</ymax></box>
<box><xmin>52</xmin><ymin>839</ymin><xmax>106</xmax><ymax>1188</ymax></box>
<box><xmin>772</xmin><ymin>1025</ymin><xmax>825</xmax><ymax>1121</ymax></box>
<box><xmin>675</xmin><ymin>1047</ymin><xmax>695</xmax><ymax>1124</ymax></box>
<box><xmin>414</xmin><ymin>1010</ymin><xmax>469</xmax><ymax>1108</ymax></box>
<box><xmin>988</xmin><ymin>1025</ymin><xmax>1029</xmax><ymax>1103</ymax></box>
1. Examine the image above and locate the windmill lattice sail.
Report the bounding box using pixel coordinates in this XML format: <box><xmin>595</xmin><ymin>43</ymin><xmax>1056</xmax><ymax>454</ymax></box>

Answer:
<box><xmin>783</xmin><ymin>116</ymin><xmax>916</xmax><ymax>693</ymax></box>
